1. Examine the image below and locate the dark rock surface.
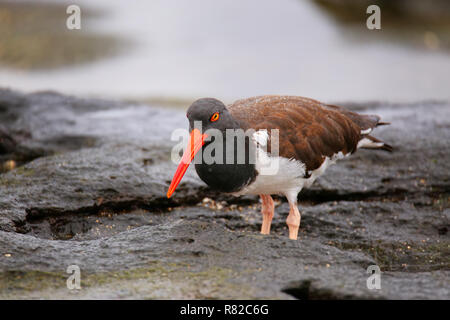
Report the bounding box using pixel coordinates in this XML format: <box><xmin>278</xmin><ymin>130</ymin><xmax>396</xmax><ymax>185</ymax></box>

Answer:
<box><xmin>0</xmin><ymin>89</ymin><xmax>448</xmax><ymax>299</ymax></box>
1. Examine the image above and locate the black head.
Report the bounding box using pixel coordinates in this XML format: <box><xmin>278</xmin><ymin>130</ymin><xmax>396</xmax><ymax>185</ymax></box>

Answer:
<box><xmin>186</xmin><ymin>98</ymin><xmax>239</xmax><ymax>132</ymax></box>
<box><xmin>184</xmin><ymin>98</ymin><xmax>256</xmax><ymax>193</ymax></box>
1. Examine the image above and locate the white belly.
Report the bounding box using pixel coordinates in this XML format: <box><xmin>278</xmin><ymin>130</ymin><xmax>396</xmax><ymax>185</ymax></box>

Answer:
<box><xmin>232</xmin><ymin>130</ymin><xmax>347</xmax><ymax>202</ymax></box>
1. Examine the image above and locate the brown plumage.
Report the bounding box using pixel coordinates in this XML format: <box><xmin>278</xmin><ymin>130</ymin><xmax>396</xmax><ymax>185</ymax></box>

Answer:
<box><xmin>228</xmin><ymin>95</ymin><xmax>392</xmax><ymax>176</ymax></box>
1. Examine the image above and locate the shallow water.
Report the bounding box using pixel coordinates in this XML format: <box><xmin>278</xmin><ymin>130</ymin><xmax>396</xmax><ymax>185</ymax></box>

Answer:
<box><xmin>0</xmin><ymin>0</ymin><xmax>449</xmax><ymax>103</ymax></box>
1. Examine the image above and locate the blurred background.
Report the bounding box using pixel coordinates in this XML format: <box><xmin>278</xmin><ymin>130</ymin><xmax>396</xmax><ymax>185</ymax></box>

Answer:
<box><xmin>0</xmin><ymin>0</ymin><xmax>449</xmax><ymax>105</ymax></box>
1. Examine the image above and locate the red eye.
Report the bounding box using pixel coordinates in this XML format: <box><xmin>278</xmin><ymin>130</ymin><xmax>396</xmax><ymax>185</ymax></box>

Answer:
<box><xmin>210</xmin><ymin>112</ymin><xmax>219</xmax><ymax>122</ymax></box>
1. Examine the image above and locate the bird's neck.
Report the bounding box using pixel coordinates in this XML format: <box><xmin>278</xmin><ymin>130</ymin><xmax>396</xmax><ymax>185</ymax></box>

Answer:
<box><xmin>194</xmin><ymin>131</ymin><xmax>257</xmax><ymax>193</ymax></box>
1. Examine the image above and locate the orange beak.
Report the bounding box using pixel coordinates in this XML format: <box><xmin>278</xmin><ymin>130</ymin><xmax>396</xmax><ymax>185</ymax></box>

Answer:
<box><xmin>167</xmin><ymin>128</ymin><xmax>208</xmax><ymax>198</ymax></box>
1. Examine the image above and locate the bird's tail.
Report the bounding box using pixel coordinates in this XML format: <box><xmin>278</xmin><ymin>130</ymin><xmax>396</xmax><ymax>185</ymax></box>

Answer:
<box><xmin>359</xmin><ymin>135</ymin><xmax>393</xmax><ymax>152</ymax></box>
<box><xmin>325</xmin><ymin>103</ymin><xmax>392</xmax><ymax>152</ymax></box>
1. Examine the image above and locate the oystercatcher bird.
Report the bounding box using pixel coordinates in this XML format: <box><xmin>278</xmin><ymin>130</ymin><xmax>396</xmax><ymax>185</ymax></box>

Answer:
<box><xmin>167</xmin><ymin>96</ymin><xmax>391</xmax><ymax>240</ymax></box>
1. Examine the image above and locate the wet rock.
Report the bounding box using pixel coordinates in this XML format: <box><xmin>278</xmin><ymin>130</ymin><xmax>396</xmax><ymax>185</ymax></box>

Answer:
<box><xmin>0</xmin><ymin>89</ymin><xmax>448</xmax><ymax>299</ymax></box>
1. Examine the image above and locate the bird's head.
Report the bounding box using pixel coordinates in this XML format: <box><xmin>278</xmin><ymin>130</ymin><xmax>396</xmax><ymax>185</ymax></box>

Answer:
<box><xmin>167</xmin><ymin>98</ymin><xmax>237</xmax><ymax>198</ymax></box>
<box><xmin>186</xmin><ymin>98</ymin><xmax>237</xmax><ymax>133</ymax></box>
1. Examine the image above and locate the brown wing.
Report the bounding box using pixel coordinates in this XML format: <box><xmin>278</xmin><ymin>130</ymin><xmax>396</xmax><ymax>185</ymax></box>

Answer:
<box><xmin>228</xmin><ymin>95</ymin><xmax>365</xmax><ymax>175</ymax></box>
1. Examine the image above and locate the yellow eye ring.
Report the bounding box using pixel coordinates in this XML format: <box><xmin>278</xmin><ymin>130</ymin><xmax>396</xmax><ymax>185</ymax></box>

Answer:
<box><xmin>210</xmin><ymin>112</ymin><xmax>220</xmax><ymax>122</ymax></box>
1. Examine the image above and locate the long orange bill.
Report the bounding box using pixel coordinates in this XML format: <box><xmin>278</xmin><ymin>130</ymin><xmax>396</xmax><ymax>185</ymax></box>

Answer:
<box><xmin>167</xmin><ymin>128</ymin><xmax>208</xmax><ymax>198</ymax></box>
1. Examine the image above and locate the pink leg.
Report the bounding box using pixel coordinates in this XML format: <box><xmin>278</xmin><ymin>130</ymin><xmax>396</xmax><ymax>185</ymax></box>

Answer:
<box><xmin>286</xmin><ymin>202</ymin><xmax>301</xmax><ymax>240</ymax></box>
<box><xmin>259</xmin><ymin>194</ymin><xmax>274</xmax><ymax>235</ymax></box>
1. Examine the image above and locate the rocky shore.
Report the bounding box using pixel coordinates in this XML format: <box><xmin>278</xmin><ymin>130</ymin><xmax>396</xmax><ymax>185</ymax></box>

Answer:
<box><xmin>0</xmin><ymin>89</ymin><xmax>448</xmax><ymax>299</ymax></box>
